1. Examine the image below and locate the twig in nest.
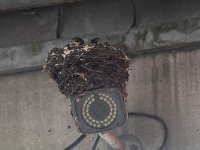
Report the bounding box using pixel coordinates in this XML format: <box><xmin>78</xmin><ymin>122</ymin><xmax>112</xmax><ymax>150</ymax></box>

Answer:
<box><xmin>44</xmin><ymin>40</ymin><xmax>130</xmax><ymax>97</ymax></box>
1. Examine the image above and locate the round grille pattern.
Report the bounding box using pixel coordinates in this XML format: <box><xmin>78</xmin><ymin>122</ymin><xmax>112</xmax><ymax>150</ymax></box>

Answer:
<box><xmin>82</xmin><ymin>93</ymin><xmax>117</xmax><ymax>128</ymax></box>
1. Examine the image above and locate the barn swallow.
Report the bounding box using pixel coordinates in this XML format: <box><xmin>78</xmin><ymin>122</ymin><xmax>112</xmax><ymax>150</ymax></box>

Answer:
<box><xmin>90</xmin><ymin>38</ymin><xmax>100</xmax><ymax>44</ymax></box>
<box><xmin>71</xmin><ymin>37</ymin><xmax>84</xmax><ymax>45</ymax></box>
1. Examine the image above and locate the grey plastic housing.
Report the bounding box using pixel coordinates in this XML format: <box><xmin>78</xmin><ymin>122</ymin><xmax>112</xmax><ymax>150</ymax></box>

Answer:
<box><xmin>70</xmin><ymin>88</ymin><xmax>127</xmax><ymax>134</ymax></box>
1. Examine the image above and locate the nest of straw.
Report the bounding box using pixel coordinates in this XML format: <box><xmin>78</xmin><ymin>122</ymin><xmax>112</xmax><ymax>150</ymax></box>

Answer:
<box><xmin>43</xmin><ymin>40</ymin><xmax>130</xmax><ymax>97</ymax></box>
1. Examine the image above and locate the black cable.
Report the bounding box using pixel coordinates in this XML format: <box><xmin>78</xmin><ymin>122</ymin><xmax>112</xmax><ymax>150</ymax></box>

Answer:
<box><xmin>128</xmin><ymin>112</ymin><xmax>168</xmax><ymax>150</ymax></box>
<box><xmin>91</xmin><ymin>112</ymin><xmax>168</xmax><ymax>150</ymax></box>
<box><xmin>56</xmin><ymin>5</ymin><xmax>63</xmax><ymax>39</ymax></box>
<box><xmin>64</xmin><ymin>113</ymin><xmax>168</xmax><ymax>150</ymax></box>
<box><xmin>91</xmin><ymin>135</ymin><xmax>100</xmax><ymax>150</ymax></box>
<box><xmin>64</xmin><ymin>134</ymin><xmax>87</xmax><ymax>150</ymax></box>
<box><xmin>130</xmin><ymin>0</ymin><xmax>137</xmax><ymax>27</ymax></box>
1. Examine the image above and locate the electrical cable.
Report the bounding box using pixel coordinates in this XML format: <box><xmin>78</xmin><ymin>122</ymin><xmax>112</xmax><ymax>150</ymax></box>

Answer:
<box><xmin>91</xmin><ymin>135</ymin><xmax>100</xmax><ymax>150</ymax></box>
<box><xmin>130</xmin><ymin>0</ymin><xmax>137</xmax><ymax>27</ymax></box>
<box><xmin>64</xmin><ymin>134</ymin><xmax>87</xmax><ymax>150</ymax></box>
<box><xmin>56</xmin><ymin>5</ymin><xmax>63</xmax><ymax>39</ymax></box>
<box><xmin>64</xmin><ymin>112</ymin><xmax>168</xmax><ymax>150</ymax></box>
<box><xmin>128</xmin><ymin>112</ymin><xmax>168</xmax><ymax>150</ymax></box>
<box><xmin>91</xmin><ymin>112</ymin><xmax>168</xmax><ymax>150</ymax></box>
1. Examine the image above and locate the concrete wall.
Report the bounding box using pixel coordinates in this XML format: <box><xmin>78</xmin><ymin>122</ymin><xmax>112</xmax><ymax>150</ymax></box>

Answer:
<box><xmin>126</xmin><ymin>49</ymin><xmax>200</xmax><ymax>150</ymax></box>
<box><xmin>1</xmin><ymin>0</ymin><xmax>200</xmax><ymax>149</ymax></box>
<box><xmin>0</xmin><ymin>47</ymin><xmax>200</xmax><ymax>150</ymax></box>
<box><xmin>1</xmin><ymin>0</ymin><xmax>200</xmax><ymax>48</ymax></box>
<box><xmin>2</xmin><ymin>17</ymin><xmax>200</xmax><ymax>75</ymax></box>
<box><xmin>0</xmin><ymin>0</ymin><xmax>133</xmax><ymax>48</ymax></box>
<box><xmin>0</xmin><ymin>70</ymin><xmax>96</xmax><ymax>150</ymax></box>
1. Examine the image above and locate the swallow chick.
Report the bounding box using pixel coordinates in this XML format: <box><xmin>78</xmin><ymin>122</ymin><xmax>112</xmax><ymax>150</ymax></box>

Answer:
<box><xmin>71</xmin><ymin>37</ymin><xmax>84</xmax><ymax>45</ymax></box>
<box><xmin>90</xmin><ymin>38</ymin><xmax>101</xmax><ymax>44</ymax></box>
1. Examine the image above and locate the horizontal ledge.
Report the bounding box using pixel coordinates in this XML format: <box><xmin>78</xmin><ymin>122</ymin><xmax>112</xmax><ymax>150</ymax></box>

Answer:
<box><xmin>1</xmin><ymin>17</ymin><xmax>200</xmax><ymax>75</ymax></box>
<box><xmin>1</xmin><ymin>43</ymin><xmax>200</xmax><ymax>76</ymax></box>
<box><xmin>0</xmin><ymin>0</ymin><xmax>85</xmax><ymax>13</ymax></box>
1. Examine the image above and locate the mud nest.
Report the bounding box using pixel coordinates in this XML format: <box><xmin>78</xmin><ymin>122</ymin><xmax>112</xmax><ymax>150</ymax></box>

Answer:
<box><xmin>43</xmin><ymin>39</ymin><xmax>130</xmax><ymax>97</ymax></box>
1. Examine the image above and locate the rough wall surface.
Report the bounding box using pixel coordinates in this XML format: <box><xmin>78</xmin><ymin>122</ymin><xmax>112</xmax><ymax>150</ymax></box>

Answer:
<box><xmin>0</xmin><ymin>0</ymin><xmax>134</xmax><ymax>48</ymax></box>
<box><xmin>0</xmin><ymin>70</ymin><xmax>96</xmax><ymax>150</ymax></box>
<box><xmin>1</xmin><ymin>0</ymin><xmax>200</xmax><ymax>48</ymax></box>
<box><xmin>126</xmin><ymin>49</ymin><xmax>200</xmax><ymax>150</ymax></box>
<box><xmin>0</xmin><ymin>48</ymin><xmax>200</xmax><ymax>150</ymax></box>
<box><xmin>2</xmin><ymin>17</ymin><xmax>200</xmax><ymax>74</ymax></box>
